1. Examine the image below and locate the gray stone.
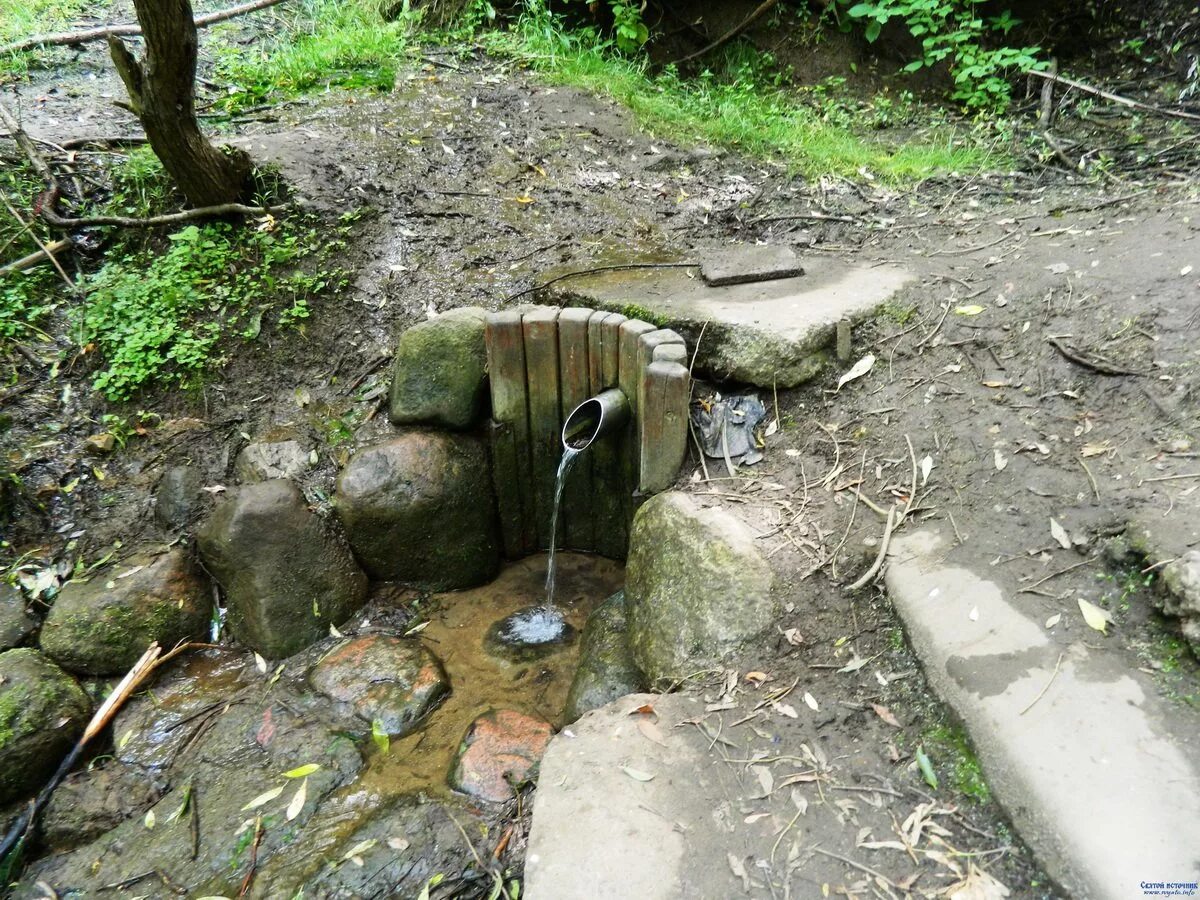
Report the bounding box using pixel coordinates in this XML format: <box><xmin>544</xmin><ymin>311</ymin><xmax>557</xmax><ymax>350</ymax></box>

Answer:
<box><xmin>0</xmin><ymin>583</ymin><xmax>36</xmax><ymax>650</ymax></box>
<box><xmin>0</xmin><ymin>648</ymin><xmax>91</xmax><ymax>804</ymax></box>
<box><xmin>40</xmin><ymin>549</ymin><xmax>211</xmax><ymax>675</ymax></box>
<box><xmin>154</xmin><ymin>464</ymin><xmax>202</xmax><ymax>528</ymax></box>
<box><xmin>389</xmin><ymin>307</ymin><xmax>488</xmax><ymax>429</ymax></box>
<box><xmin>564</xmin><ymin>591</ymin><xmax>641</xmax><ymax>722</ymax></box>
<box><xmin>41</xmin><ymin>764</ymin><xmax>166</xmax><ymax>851</ymax></box>
<box><xmin>485</xmin><ymin>605</ymin><xmax>575</xmax><ymax>663</ymax></box>
<box><xmin>885</xmin><ymin>528</ymin><xmax>1200</xmax><ymax>900</ymax></box>
<box><xmin>1160</xmin><ymin>550</ymin><xmax>1200</xmax><ymax>653</ymax></box>
<box><xmin>552</xmin><ymin>259</ymin><xmax>913</xmax><ymax>388</ymax></box>
<box><xmin>526</xmin><ymin>693</ymin><xmax>744</xmax><ymax>900</ymax></box>
<box><xmin>309</xmin><ymin>633</ymin><xmax>449</xmax><ymax>736</ymax></box>
<box><xmin>625</xmin><ymin>492</ymin><xmax>775</xmax><ymax>685</ymax></box>
<box><xmin>334</xmin><ymin>431</ymin><xmax>500</xmax><ymax>589</ymax></box>
<box><xmin>234</xmin><ymin>427</ymin><xmax>312</xmax><ymax>483</ymax></box>
<box><xmin>198</xmin><ymin>480</ymin><xmax>368</xmax><ymax>658</ymax></box>
<box><xmin>700</xmin><ymin>244</ymin><xmax>804</xmax><ymax>286</ymax></box>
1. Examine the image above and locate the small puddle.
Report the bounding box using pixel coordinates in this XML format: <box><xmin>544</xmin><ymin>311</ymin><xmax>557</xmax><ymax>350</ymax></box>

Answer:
<box><xmin>360</xmin><ymin>551</ymin><xmax>624</xmax><ymax>798</ymax></box>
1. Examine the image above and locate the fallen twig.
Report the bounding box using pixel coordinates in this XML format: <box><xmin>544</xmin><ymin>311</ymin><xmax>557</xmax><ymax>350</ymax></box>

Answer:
<box><xmin>672</xmin><ymin>0</ymin><xmax>783</xmax><ymax>65</ymax></box>
<box><xmin>0</xmin><ymin>0</ymin><xmax>289</xmax><ymax>56</ymax></box>
<box><xmin>1018</xmin><ymin>557</ymin><xmax>1093</xmax><ymax>595</ymax></box>
<box><xmin>1020</xmin><ymin>652</ymin><xmax>1065</xmax><ymax>715</ymax></box>
<box><xmin>1026</xmin><ymin>68</ymin><xmax>1200</xmax><ymax>124</ymax></box>
<box><xmin>237</xmin><ymin>816</ymin><xmax>264</xmax><ymax>898</ymax></box>
<box><xmin>1046</xmin><ymin>337</ymin><xmax>1145</xmax><ymax>376</ymax></box>
<box><xmin>914</xmin><ymin>302</ymin><xmax>951</xmax><ymax>351</ymax></box>
<box><xmin>0</xmin><ymin>238</ymin><xmax>72</xmax><ymax>275</ymax></box>
<box><xmin>847</xmin><ymin>505</ymin><xmax>897</xmax><ymax>591</ymax></box>
<box><xmin>1078</xmin><ymin>458</ymin><xmax>1100</xmax><ymax>501</ymax></box>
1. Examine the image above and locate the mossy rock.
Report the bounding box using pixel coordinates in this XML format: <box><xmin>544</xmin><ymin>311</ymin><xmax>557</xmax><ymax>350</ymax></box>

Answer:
<box><xmin>40</xmin><ymin>549</ymin><xmax>211</xmax><ymax>676</ymax></box>
<box><xmin>0</xmin><ymin>648</ymin><xmax>91</xmax><ymax>804</ymax></box>
<box><xmin>388</xmin><ymin>307</ymin><xmax>488</xmax><ymax>430</ymax></box>
<box><xmin>564</xmin><ymin>591</ymin><xmax>642</xmax><ymax>722</ymax></box>
<box><xmin>198</xmin><ymin>480</ymin><xmax>368</xmax><ymax>659</ymax></box>
<box><xmin>0</xmin><ymin>583</ymin><xmax>36</xmax><ymax>650</ymax></box>
<box><xmin>334</xmin><ymin>431</ymin><xmax>500</xmax><ymax>589</ymax></box>
<box><xmin>625</xmin><ymin>492</ymin><xmax>776</xmax><ymax>685</ymax></box>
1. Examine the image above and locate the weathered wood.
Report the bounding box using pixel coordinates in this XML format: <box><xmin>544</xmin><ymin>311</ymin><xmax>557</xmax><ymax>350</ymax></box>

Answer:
<box><xmin>617</xmin><ymin>319</ymin><xmax>656</xmax><ymax>530</ymax></box>
<box><xmin>522</xmin><ymin>307</ymin><xmax>562</xmax><ymax>549</ymax></box>
<box><xmin>636</xmin><ymin>329</ymin><xmax>685</xmax><ymax>387</ymax></box>
<box><xmin>653</xmin><ymin>342</ymin><xmax>688</xmax><ymax>367</ymax></box>
<box><xmin>558</xmin><ymin>307</ymin><xmax>594</xmax><ymax>551</ymax></box>
<box><xmin>639</xmin><ymin>360</ymin><xmax>691</xmax><ymax>493</ymax></box>
<box><xmin>587</xmin><ymin>311</ymin><xmax>628</xmax><ymax>558</ymax></box>
<box><xmin>486</xmin><ymin>311</ymin><xmax>534</xmax><ymax>557</ymax></box>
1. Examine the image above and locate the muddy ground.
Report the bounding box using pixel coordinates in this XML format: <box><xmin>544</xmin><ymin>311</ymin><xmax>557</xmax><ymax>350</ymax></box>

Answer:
<box><xmin>3</xmin><ymin>10</ymin><xmax>1200</xmax><ymax>898</ymax></box>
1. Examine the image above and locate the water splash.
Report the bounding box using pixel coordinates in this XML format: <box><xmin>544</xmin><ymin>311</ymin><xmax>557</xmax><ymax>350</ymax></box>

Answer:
<box><xmin>544</xmin><ymin>445</ymin><xmax>582</xmax><ymax>608</ymax></box>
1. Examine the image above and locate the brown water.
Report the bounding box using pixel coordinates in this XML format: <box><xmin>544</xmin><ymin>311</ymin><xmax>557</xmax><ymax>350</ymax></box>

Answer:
<box><xmin>361</xmin><ymin>551</ymin><xmax>624</xmax><ymax>799</ymax></box>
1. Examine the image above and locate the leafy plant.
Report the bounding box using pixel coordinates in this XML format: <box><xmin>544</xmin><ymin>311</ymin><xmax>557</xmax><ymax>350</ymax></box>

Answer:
<box><xmin>840</xmin><ymin>0</ymin><xmax>1046</xmax><ymax>109</ymax></box>
<box><xmin>608</xmin><ymin>2</ymin><xmax>649</xmax><ymax>53</ymax></box>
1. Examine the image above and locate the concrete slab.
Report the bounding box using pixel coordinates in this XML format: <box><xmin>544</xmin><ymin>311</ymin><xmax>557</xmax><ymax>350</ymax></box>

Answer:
<box><xmin>524</xmin><ymin>692</ymin><xmax>738</xmax><ymax>900</ymax></box>
<box><xmin>700</xmin><ymin>245</ymin><xmax>805</xmax><ymax>286</ymax></box>
<box><xmin>886</xmin><ymin>529</ymin><xmax>1200</xmax><ymax>900</ymax></box>
<box><xmin>550</xmin><ymin>259</ymin><xmax>913</xmax><ymax>388</ymax></box>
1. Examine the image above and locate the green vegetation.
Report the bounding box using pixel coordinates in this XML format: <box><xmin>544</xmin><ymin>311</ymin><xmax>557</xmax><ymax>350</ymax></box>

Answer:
<box><xmin>0</xmin><ymin>0</ymin><xmax>89</xmax><ymax>75</ymax></box>
<box><xmin>839</xmin><ymin>0</ymin><xmax>1046</xmax><ymax>109</ymax></box>
<box><xmin>923</xmin><ymin>722</ymin><xmax>991</xmax><ymax>803</ymax></box>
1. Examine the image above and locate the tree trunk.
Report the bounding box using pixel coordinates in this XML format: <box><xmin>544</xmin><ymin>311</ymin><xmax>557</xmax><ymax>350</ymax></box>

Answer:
<box><xmin>108</xmin><ymin>0</ymin><xmax>251</xmax><ymax>208</ymax></box>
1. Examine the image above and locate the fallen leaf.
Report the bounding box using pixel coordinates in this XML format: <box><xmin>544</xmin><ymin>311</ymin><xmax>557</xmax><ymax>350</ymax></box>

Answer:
<box><xmin>1045</xmin><ymin>613</ymin><xmax>1062</xmax><ymax>629</ymax></box>
<box><xmin>1080</xmin><ymin>441</ymin><xmax>1111</xmax><ymax>458</ymax></box>
<box><xmin>837</xmin><ymin>656</ymin><xmax>869</xmax><ymax>673</ymax></box>
<box><xmin>915</xmin><ymin>745</ymin><xmax>938</xmax><ymax>790</ymax></box>
<box><xmin>773</xmin><ymin>702</ymin><xmax>798</xmax><ymax>718</ymax></box>
<box><xmin>341</xmin><ymin>839</ymin><xmax>377</xmax><ymax>863</ymax></box>
<box><xmin>981</xmin><ymin>379</ymin><xmax>1011</xmax><ymax>388</ymax></box>
<box><xmin>1050</xmin><ymin>518</ymin><xmax>1071</xmax><ymax>550</ymax></box>
<box><xmin>871</xmin><ymin>703</ymin><xmax>901</xmax><ymax>728</ymax></box>
<box><xmin>920</xmin><ymin>455</ymin><xmax>933</xmax><ymax>486</ymax></box>
<box><xmin>791</xmin><ymin>788</ymin><xmax>808</xmax><ymax>814</ymax></box>
<box><xmin>1078</xmin><ymin>598</ymin><xmax>1113</xmax><ymax>634</ymax></box>
<box><xmin>1046</xmin><ymin>262</ymin><xmax>1070</xmax><ymax>274</ymax></box>
<box><xmin>751</xmin><ymin>765</ymin><xmax>774</xmax><ymax>797</ymax></box>
<box><xmin>241</xmin><ymin>785</ymin><xmax>284</xmax><ymax>811</ymax></box>
<box><xmin>144</xmin><ymin>809</ymin><xmax>156</xmax><ymax>829</ymax></box>
<box><xmin>620</xmin><ymin>766</ymin><xmax>655</xmax><ymax>782</ymax></box>
<box><xmin>254</xmin><ymin>652</ymin><xmax>267</xmax><ymax>674</ymax></box>
<box><xmin>284</xmin><ymin>763</ymin><xmax>321</xmax><ymax>779</ymax></box>
<box><xmin>1182</xmin><ymin>265</ymin><xmax>1194</xmax><ymax>277</ymax></box>
<box><xmin>954</xmin><ymin>304</ymin><xmax>985</xmax><ymax>316</ymax></box>
<box><xmin>744</xmin><ymin>812</ymin><xmax>771</xmax><ymax>824</ymax></box>
<box><xmin>782</xmin><ymin>627</ymin><xmax>804</xmax><ymax>646</ymax></box>
<box><xmin>744</xmin><ymin>671</ymin><xmax>770</xmax><ymax>686</ymax></box>
<box><xmin>286</xmin><ymin>778</ymin><xmax>308</xmax><ymax>821</ymax></box>
<box><xmin>969</xmin><ymin>606</ymin><xmax>979</xmax><ymax>621</ymax></box>
<box><xmin>836</xmin><ymin>353</ymin><xmax>876</xmax><ymax>392</ymax></box>
<box><xmin>994</xmin><ymin>449</ymin><xmax>1008</xmax><ymax>471</ymax></box>
<box><xmin>628</xmin><ymin>704</ymin><xmax>657</xmax><ymax>718</ymax></box>
<box><xmin>329</xmin><ymin>623</ymin><xmax>343</xmax><ymax>638</ymax></box>
<box><xmin>803</xmin><ymin>692</ymin><xmax>819</xmax><ymax>711</ymax></box>
<box><xmin>387</xmin><ymin>837</ymin><xmax>410</xmax><ymax>851</ymax></box>
<box><xmin>636</xmin><ymin>717</ymin><xmax>668</xmax><ymax>746</ymax></box>
<box><xmin>728</xmin><ymin>854</ymin><xmax>750</xmax><ymax>891</ymax></box>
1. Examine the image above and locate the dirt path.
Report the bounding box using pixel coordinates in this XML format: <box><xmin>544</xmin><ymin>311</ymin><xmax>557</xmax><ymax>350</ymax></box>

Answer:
<box><xmin>5</xmin><ymin>35</ymin><xmax>1200</xmax><ymax>897</ymax></box>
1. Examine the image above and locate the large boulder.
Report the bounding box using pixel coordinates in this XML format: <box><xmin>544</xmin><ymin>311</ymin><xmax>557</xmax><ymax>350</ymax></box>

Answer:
<box><xmin>388</xmin><ymin>307</ymin><xmax>488</xmax><ymax>429</ymax></box>
<box><xmin>334</xmin><ymin>432</ymin><xmax>500</xmax><ymax>589</ymax></box>
<box><xmin>564</xmin><ymin>591</ymin><xmax>642</xmax><ymax>722</ymax></box>
<box><xmin>40</xmin><ymin>549</ymin><xmax>211</xmax><ymax>675</ymax></box>
<box><xmin>0</xmin><ymin>649</ymin><xmax>91</xmax><ymax>804</ymax></box>
<box><xmin>309</xmin><ymin>634</ymin><xmax>450</xmax><ymax>737</ymax></box>
<box><xmin>625</xmin><ymin>492</ymin><xmax>776</xmax><ymax>685</ymax></box>
<box><xmin>198</xmin><ymin>480</ymin><xmax>368</xmax><ymax>658</ymax></box>
<box><xmin>0</xmin><ymin>583</ymin><xmax>36</xmax><ymax>650</ymax></box>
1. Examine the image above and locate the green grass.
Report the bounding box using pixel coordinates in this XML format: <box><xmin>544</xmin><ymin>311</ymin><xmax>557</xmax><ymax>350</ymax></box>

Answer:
<box><xmin>483</xmin><ymin>11</ymin><xmax>1002</xmax><ymax>180</ymax></box>
<box><xmin>211</xmin><ymin>0</ymin><xmax>413</xmax><ymax>112</ymax></box>
<box><xmin>0</xmin><ymin>0</ymin><xmax>93</xmax><ymax>76</ymax></box>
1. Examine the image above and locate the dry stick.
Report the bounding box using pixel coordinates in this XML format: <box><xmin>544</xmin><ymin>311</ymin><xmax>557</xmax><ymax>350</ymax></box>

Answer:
<box><xmin>0</xmin><ymin>0</ymin><xmax>289</xmax><ymax>56</ymax></box>
<box><xmin>809</xmin><ymin>847</ymin><xmax>899</xmax><ymax>890</ymax></box>
<box><xmin>1046</xmin><ymin>337</ymin><xmax>1145</xmax><ymax>377</ymax></box>
<box><xmin>1078</xmin><ymin>458</ymin><xmax>1101</xmax><ymax>501</ymax></box>
<box><xmin>237</xmin><ymin>816</ymin><xmax>264</xmax><ymax>898</ymax></box>
<box><xmin>0</xmin><ymin>200</ymin><xmax>74</xmax><ymax>290</ymax></box>
<box><xmin>672</xmin><ymin>0</ymin><xmax>783</xmax><ymax>65</ymax></box>
<box><xmin>1020</xmin><ymin>653</ymin><xmax>1065</xmax><ymax>715</ymax></box>
<box><xmin>1037</xmin><ymin>59</ymin><xmax>1059</xmax><ymax>130</ymax></box>
<box><xmin>0</xmin><ymin>238</ymin><xmax>72</xmax><ymax>275</ymax></box>
<box><xmin>927</xmin><ymin>231</ymin><xmax>1016</xmax><ymax>256</ymax></box>
<box><xmin>1025</xmin><ymin>68</ymin><xmax>1200</xmax><ymax>124</ymax></box>
<box><xmin>504</xmin><ymin>262</ymin><xmax>698</xmax><ymax>303</ymax></box>
<box><xmin>914</xmin><ymin>302</ymin><xmax>951</xmax><ymax>351</ymax></box>
<box><xmin>1141</xmin><ymin>472</ymin><xmax>1200</xmax><ymax>484</ymax></box>
<box><xmin>847</xmin><ymin>505</ymin><xmax>898</xmax><ymax>591</ymax></box>
<box><xmin>1017</xmin><ymin>557</ymin><xmax>1093</xmax><ymax>595</ymax></box>
<box><xmin>900</xmin><ymin>435</ymin><xmax>918</xmax><ymax>526</ymax></box>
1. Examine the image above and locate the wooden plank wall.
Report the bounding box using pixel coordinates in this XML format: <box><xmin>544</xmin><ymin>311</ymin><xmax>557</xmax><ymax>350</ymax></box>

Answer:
<box><xmin>486</xmin><ymin>307</ymin><xmax>689</xmax><ymax>560</ymax></box>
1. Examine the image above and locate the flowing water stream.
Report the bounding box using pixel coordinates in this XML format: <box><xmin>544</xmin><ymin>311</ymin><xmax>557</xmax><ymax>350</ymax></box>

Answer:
<box><xmin>543</xmin><ymin>445</ymin><xmax>582</xmax><ymax>609</ymax></box>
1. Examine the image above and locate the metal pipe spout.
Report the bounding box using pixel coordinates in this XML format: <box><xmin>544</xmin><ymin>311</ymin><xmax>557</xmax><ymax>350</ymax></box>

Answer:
<box><xmin>562</xmin><ymin>388</ymin><xmax>629</xmax><ymax>451</ymax></box>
